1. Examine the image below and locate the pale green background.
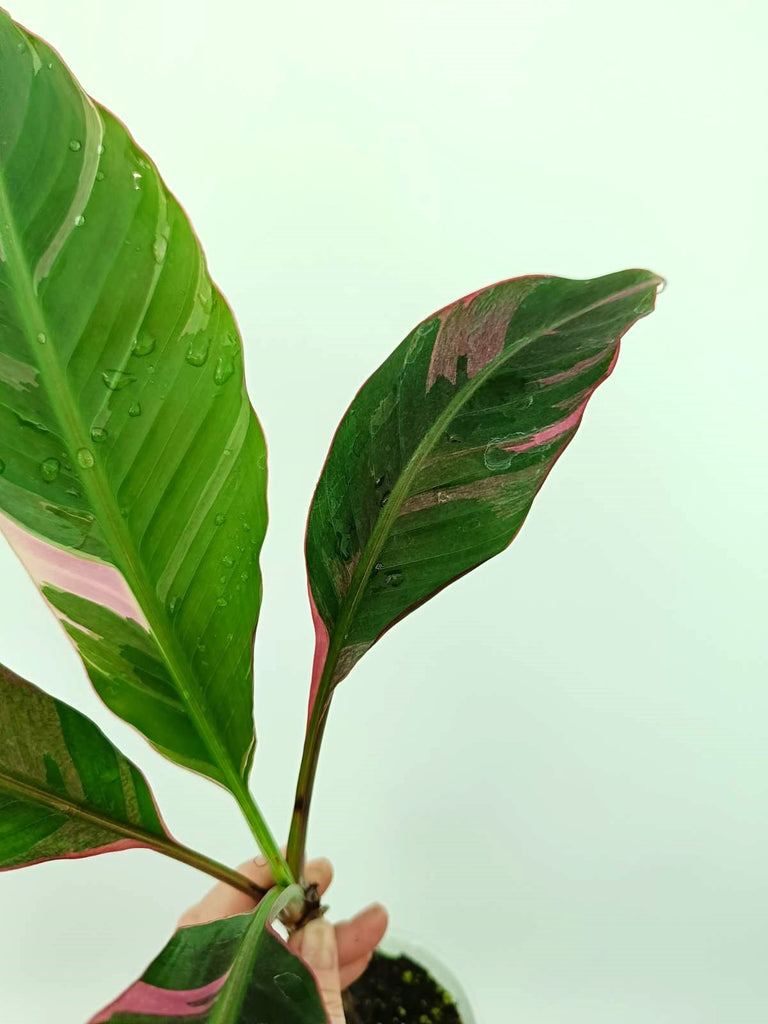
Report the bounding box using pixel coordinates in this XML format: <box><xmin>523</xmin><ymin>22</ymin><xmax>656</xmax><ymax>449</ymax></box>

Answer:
<box><xmin>0</xmin><ymin>1</ymin><xmax>766</xmax><ymax>1021</ymax></box>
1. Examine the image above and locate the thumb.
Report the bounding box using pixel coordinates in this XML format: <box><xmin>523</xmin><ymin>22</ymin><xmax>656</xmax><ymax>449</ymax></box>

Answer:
<box><xmin>300</xmin><ymin>918</ymin><xmax>346</xmax><ymax>1024</ymax></box>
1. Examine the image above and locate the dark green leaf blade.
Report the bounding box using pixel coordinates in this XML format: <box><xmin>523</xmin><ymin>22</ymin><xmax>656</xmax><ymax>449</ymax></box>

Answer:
<box><xmin>0</xmin><ymin>659</ymin><xmax>172</xmax><ymax>869</ymax></box>
<box><xmin>91</xmin><ymin>892</ymin><xmax>328</xmax><ymax>1024</ymax></box>
<box><xmin>306</xmin><ymin>270</ymin><xmax>662</xmax><ymax>710</ymax></box>
<box><xmin>0</xmin><ymin>12</ymin><xmax>266</xmax><ymax>798</ymax></box>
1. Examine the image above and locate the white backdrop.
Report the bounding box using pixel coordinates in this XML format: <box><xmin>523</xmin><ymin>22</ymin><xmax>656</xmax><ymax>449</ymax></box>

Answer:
<box><xmin>1</xmin><ymin>1</ymin><xmax>766</xmax><ymax>1021</ymax></box>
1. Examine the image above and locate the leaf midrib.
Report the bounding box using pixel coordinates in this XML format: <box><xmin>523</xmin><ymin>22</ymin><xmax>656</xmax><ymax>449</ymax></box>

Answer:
<box><xmin>313</xmin><ymin>276</ymin><xmax>661</xmax><ymax>714</ymax></box>
<box><xmin>0</xmin><ymin>145</ymin><xmax>244</xmax><ymax>797</ymax></box>
<box><xmin>0</xmin><ymin>764</ymin><xmax>170</xmax><ymax>853</ymax></box>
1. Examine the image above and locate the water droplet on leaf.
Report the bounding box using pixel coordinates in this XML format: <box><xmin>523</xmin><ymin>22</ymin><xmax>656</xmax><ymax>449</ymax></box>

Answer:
<box><xmin>40</xmin><ymin>457</ymin><xmax>60</xmax><ymax>482</ymax></box>
<box><xmin>36</xmin><ymin>332</ymin><xmax>46</xmax><ymax>344</ymax></box>
<box><xmin>215</xmin><ymin>513</ymin><xmax>227</xmax><ymax>526</ymax></box>
<box><xmin>386</xmin><ymin>570</ymin><xmax>404</xmax><ymax>588</ymax></box>
<box><xmin>128</xmin><ymin>402</ymin><xmax>142</xmax><ymax>417</ymax></box>
<box><xmin>68</xmin><ymin>139</ymin><xmax>82</xmax><ymax>152</ymax></box>
<box><xmin>274</xmin><ymin>972</ymin><xmax>309</xmax><ymax>1002</ymax></box>
<box><xmin>222</xmin><ymin>555</ymin><xmax>234</xmax><ymax>567</ymax></box>
<box><xmin>185</xmin><ymin>336</ymin><xmax>210</xmax><ymax>367</ymax></box>
<box><xmin>214</xmin><ymin>354</ymin><xmax>235</xmax><ymax>386</ymax></box>
<box><xmin>132</xmin><ymin>333</ymin><xmax>155</xmax><ymax>357</ymax></box>
<box><xmin>169</xmin><ymin>595</ymin><xmax>180</xmax><ymax>614</ymax></box>
<box><xmin>95</xmin><ymin>170</ymin><xmax>105</xmax><ymax>182</ymax></box>
<box><xmin>217</xmin><ymin>596</ymin><xmax>228</xmax><ymax>608</ymax></box>
<box><xmin>74</xmin><ymin>214</ymin><xmax>85</xmax><ymax>227</ymax></box>
<box><xmin>152</xmin><ymin>236</ymin><xmax>168</xmax><ymax>264</ymax></box>
<box><xmin>132</xmin><ymin>171</ymin><xmax>142</xmax><ymax>190</ymax></box>
<box><xmin>483</xmin><ymin>440</ymin><xmax>513</xmax><ymax>472</ymax></box>
<box><xmin>102</xmin><ymin>369</ymin><xmax>136</xmax><ymax>391</ymax></box>
<box><xmin>90</xmin><ymin>427</ymin><xmax>107</xmax><ymax>444</ymax></box>
<box><xmin>76</xmin><ymin>447</ymin><xmax>94</xmax><ymax>468</ymax></box>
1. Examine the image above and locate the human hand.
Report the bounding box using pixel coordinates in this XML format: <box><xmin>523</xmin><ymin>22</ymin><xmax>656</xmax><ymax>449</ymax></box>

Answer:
<box><xmin>179</xmin><ymin>856</ymin><xmax>388</xmax><ymax>1022</ymax></box>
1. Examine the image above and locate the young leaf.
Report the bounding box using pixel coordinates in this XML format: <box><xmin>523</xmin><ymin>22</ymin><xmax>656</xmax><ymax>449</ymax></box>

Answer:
<box><xmin>305</xmin><ymin>270</ymin><xmax>661</xmax><ymax>705</ymax></box>
<box><xmin>289</xmin><ymin>269</ymin><xmax>661</xmax><ymax>869</ymax></box>
<box><xmin>0</xmin><ymin>14</ymin><xmax>270</xmax><ymax>833</ymax></box>
<box><xmin>0</xmin><ymin>660</ymin><xmax>254</xmax><ymax>894</ymax></box>
<box><xmin>92</xmin><ymin>888</ymin><xmax>328</xmax><ymax>1024</ymax></box>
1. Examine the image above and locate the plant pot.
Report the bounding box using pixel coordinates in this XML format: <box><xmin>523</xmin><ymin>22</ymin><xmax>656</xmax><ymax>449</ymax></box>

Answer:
<box><xmin>344</xmin><ymin>928</ymin><xmax>477</xmax><ymax>1024</ymax></box>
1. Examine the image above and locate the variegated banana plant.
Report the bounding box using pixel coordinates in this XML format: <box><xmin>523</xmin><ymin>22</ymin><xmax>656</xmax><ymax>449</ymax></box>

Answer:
<box><xmin>0</xmin><ymin>8</ymin><xmax>662</xmax><ymax>1022</ymax></box>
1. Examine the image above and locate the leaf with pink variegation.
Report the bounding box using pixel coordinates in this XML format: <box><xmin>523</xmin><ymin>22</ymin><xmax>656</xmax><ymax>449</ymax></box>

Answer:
<box><xmin>0</xmin><ymin>659</ymin><xmax>174</xmax><ymax>870</ymax></box>
<box><xmin>288</xmin><ymin>269</ymin><xmax>662</xmax><ymax>869</ymax></box>
<box><xmin>93</xmin><ymin>887</ymin><xmax>328</xmax><ymax>1024</ymax></box>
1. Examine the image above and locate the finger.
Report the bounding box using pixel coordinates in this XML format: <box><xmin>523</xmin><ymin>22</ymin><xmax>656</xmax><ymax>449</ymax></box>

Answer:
<box><xmin>334</xmin><ymin>904</ymin><xmax>388</xmax><ymax>968</ymax></box>
<box><xmin>301</xmin><ymin>919</ymin><xmax>346</xmax><ymax>1024</ymax></box>
<box><xmin>339</xmin><ymin>952</ymin><xmax>373</xmax><ymax>990</ymax></box>
<box><xmin>178</xmin><ymin>856</ymin><xmax>333</xmax><ymax>927</ymax></box>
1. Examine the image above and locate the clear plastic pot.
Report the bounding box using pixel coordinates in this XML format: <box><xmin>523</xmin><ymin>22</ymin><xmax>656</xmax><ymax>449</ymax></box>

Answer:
<box><xmin>376</xmin><ymin>930</ymin><xmax>477</xmax><ymax>1024</ymax></box>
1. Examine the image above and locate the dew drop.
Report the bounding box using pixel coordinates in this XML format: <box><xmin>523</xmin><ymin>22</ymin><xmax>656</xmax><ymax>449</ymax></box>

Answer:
<box><xmin>217</xmin><ymin>597</ymin><xmax>228</xmax><ymax>608</ymax></box>
<box><xmin>95</xmin><ymin>170</ymin><xmax>105</xmax><ymax>182</ymax></box>
<box><xmin>132</xmin><ymin>171</ymin><xmax>142</xmax><ymax>190</ymax></box>
<box><xmin>222</xmin><ymin>555</ymin><xmax>234</xmax><ymax>567</ymax></box>
<box><xmin>76</xmin><ymin>447</ymin><xmax>94</xmax><ymax>469</ymax></box>
<box><xmin>152</xmin><ymin>236</ymin><xmax>168</xmax><ymax>264</ymax></box>
<box><xmin>169</xmin><ymin>595</ymin><xmax>180</xmax><ymax>615</ymax></box>
<box><xmin>385</xmin><ymin>570</ymin><xmax>404</xmax><ymax>588</ymax></box>
<box><xmin>242</xmin><ymin>522</ymin><xmax>251</xmax><ymax>532</ymax></box>
<box><xmin>373</xmin><ymin>561</ymin><xmax>384</xmax><ymax>574</ymax></box>
<box><xmin>379</xmin><ymin>491</ymin><xmax>391</xmax><ymax>508</ymax></box>
<box><xmin>437</xmin><ymin>490</ymin><xmax>449</xmax><ymax>504</ymax></box>
<box><xmin>483</xmin><ymin>440</ymin><xmax>513</xmax><ymax>472</ymax></box>
<box><xmin>40</xmin><ymin>457</ymin><xmax>60</xmax><ymax>482</ymax></box>
<box><xmin>240</xmin><ymin>571</ymin><xmax>250</xmax><ymax>583</ymax></box>
<box><xmin>185</xmin><ymin>336</ymin><xmax>210</xmax><ymax>367</ymax></box>
<box><xmin>132</xmin><ymin>334</ymin><xmax>156</xmax><ymax>357</ymax></box>
<box><xmin>102</xmin><ymin>369</ymin><xmax>136</xmax><ymax>391</ymax></box>
<box><xmin>214</xmin><ymin>513</ymin><xmax>227</xmax><ymax>526</ymax></box>
<box><xmin>90</xmin><ymin>427</ymin><xmax>108</xmax><ymax>444</ymax></box>
<box><xmin>97</xmin><ymin>143</ymin><xmax>105</xmax><ymax>155</ymax></box>
<box><xmin>273</xmin><ymin>972</ymin><xmax>309</xmax><ymax>1002</ymax></box>
<box><xmin>375</xmin><ymin>476</ymin><xmax>384</xmax><ymax>488</ymax></box>
<box><xmin>214</xmin><ymin>354</ymin><xmax>235</xmax><ymax>386</ymax></box>
<box><xmin>74</xmin><ymin>214</ymin><xmax>85</xmax><ymax>227</ymax></box>
<box><xmin>36</xmin><ymin>332</ymin><xmax>47</xmax><ymax>344</ymax></box>
<box><xmin>68</xmin><ymin>139</ymin><xmax>82</xmax><ymax>152</ymax></box>
<box><xmin>120</xmin><ymin>506</ymin><xmax>129</xmax><ymax>518</ymax></box>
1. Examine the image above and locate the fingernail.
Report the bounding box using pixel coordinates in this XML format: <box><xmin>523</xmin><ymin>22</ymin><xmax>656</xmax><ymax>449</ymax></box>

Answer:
<box><xmin>302</xmin><ymin>919</ymin><xmax>336</xmax><ymax>970</ymax></box>
<box><xmin>253</xmin><ymin>856</ymin><xmax>268</xmax><ymax>867</ymax></box>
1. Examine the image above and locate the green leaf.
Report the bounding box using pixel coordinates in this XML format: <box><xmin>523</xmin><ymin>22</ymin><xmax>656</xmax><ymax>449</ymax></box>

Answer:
<box><xmin>0</xmin><ymin>660</ymin><xmax>182</xmax><ymax>872</ymax></box>
<box><xmin>91</xmin><ymin>888</ymin><xmax>328</xmax><ymax>1024</ymax></box>
<box><xmin>305</xmin><ymin>270</ymin><xmax>661</xmax><ymax>708</ymax></box>
<box><xmin>0</xmin><ymin>14</ymin><xmax>267</xmax><ymax>812</ymax></box>
<box><xmin>289</xmin><ymin>270</ymin><xmax>661</xmax><ymax>870</ymax></box>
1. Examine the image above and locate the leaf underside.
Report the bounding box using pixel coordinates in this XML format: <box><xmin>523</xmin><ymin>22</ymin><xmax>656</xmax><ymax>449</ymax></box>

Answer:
<box><xmin>0</xmin><ymin>12</ymin><xmax>267</xmax><ymax>792</ymax></box>
<box><xmin>92</xmin><ymin>896</ymin><xmax>328</xmax><ymax>1024</ymax></box>
<box><xmin>305</xmin><ymin>270</ymin><xmax>662</xmax><ymax>713</ymax></box>
<box><xmin>0</xmin><ymin>660</ymin><xmax>172</xmax><ymax>870</ymax></box>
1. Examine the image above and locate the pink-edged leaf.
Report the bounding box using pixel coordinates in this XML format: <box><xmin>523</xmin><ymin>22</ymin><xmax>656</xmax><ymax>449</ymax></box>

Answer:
<box><xmin>0</xmin><ymin>659</ymin><xmax>175</xmax><ymax>869</ymax></box>
<box><xmin>305</xmin><ymin>270</ymin><xmax>662</xmax><ymax>712</ymax></box>
<box><xmin>0</xmin><ymin>10</ymin><xmax>266</xmax><ymax>798</ymax></box>
<box><xmin>92</xmin><ymin>888</ymin><xmax>328</xmax><ymax>1024</ymax></box>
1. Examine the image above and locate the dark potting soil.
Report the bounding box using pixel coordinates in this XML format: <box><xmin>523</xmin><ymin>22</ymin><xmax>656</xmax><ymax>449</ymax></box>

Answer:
<box><xmin>342</xmin><ymin>951</ymin><xmax>464</xmax><ymax>1024</ymax></box>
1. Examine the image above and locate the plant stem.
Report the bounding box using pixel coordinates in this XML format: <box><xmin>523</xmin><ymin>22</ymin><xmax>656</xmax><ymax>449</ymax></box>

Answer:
<box><xmin>160</xmin><ymin>840</ymin><xmax>267</xmax><ymax>897</ymax></box>
<box><xmin>232</xmin><ymin>779</ymin><xmax>295</xmax><ymax>889</ymax></box>
<box><xmin>286</xmin><ymin>697</ymin><xmax>330</xmax><ymax>881</ymax></box>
